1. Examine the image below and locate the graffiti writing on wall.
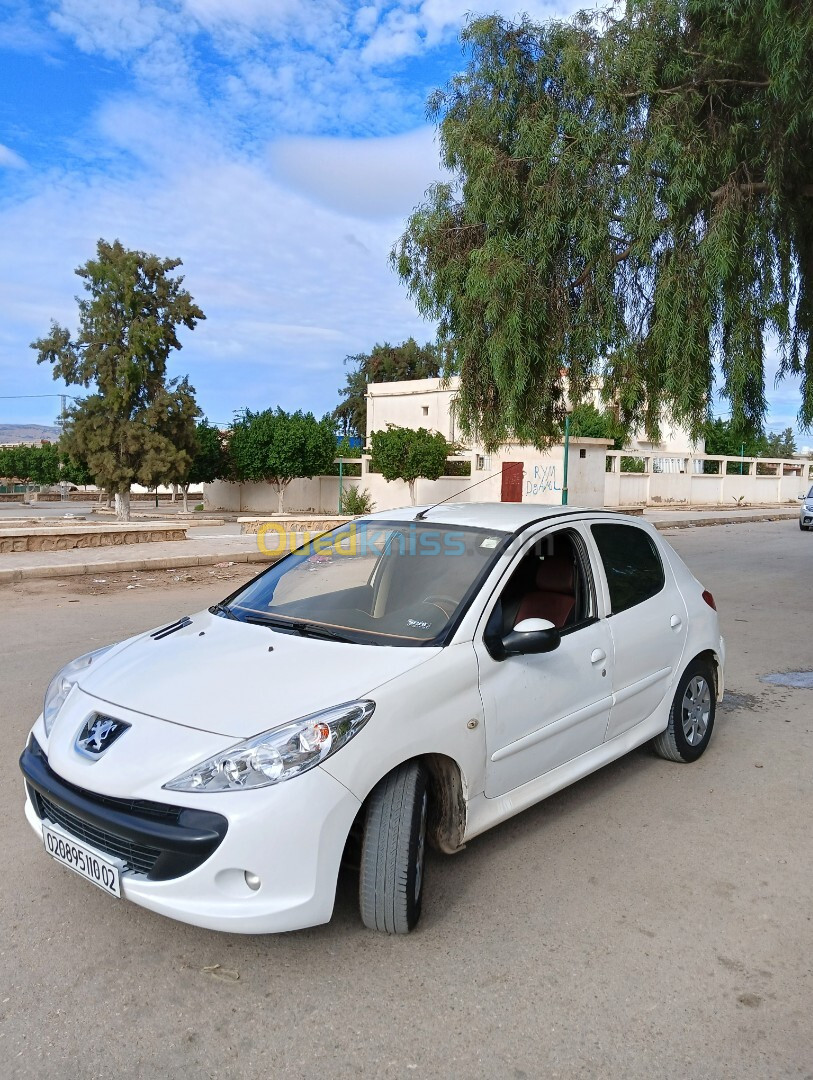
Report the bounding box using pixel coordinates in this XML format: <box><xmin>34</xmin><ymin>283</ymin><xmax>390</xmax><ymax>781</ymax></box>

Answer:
<box><xmin>525</xmin><ymin>463</ymin><xmax>561</xmax><ymax>499</ymax></box>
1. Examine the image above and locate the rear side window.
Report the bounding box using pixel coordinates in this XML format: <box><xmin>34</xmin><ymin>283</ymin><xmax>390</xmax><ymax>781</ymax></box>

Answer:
<box><xmin>591</xmin><ymin>524</ymin><xmax>665</xmax><ymax>613</ymax></box>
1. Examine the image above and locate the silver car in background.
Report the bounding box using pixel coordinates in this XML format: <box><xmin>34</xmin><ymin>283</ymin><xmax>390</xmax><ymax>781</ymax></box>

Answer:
<box><xmin>800</xmin><ymin>486</ymin><xmax>813</xmax><ymax>531</ymax></box>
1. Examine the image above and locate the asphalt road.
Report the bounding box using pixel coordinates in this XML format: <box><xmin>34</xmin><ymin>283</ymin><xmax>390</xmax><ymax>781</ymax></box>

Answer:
<box><xmin>1</xmin><ymin>521</ymin><xmax>811</xmax><ymax>1079</ymax></box>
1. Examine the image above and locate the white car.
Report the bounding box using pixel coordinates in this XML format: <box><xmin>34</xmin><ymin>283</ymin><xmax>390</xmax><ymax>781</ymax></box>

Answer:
<box><xmin>21</xmin><ymin>504</ymin><xmax>724</xmax><ymax>935</ymax></box>
<box><xmin>799</xmin><ymin>486</ymin><xmax>813</xmax><ymax>530</ymax></box>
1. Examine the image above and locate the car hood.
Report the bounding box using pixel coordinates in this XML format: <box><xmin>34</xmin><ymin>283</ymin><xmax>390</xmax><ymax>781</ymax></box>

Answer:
<box><xmin>78</xmin><ymin>609</ymin><xmax>440</xmax><ymax>739</ymax></box>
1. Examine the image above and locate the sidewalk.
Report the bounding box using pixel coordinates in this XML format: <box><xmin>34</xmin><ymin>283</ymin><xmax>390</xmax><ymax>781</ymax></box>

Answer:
<box><xmin>0</xmin><ymin>531</ymin><xmax>270</xmax><ymax>583</ymax></box>
<box><xmin>644</xmin><ymin>505</ymin><xmax>800</xmax><ymax>527</ymax></box>
<box><xmin>0</xmin><ymin>505</ymin><xmax>801</xmax><ymax>583</ymax></box>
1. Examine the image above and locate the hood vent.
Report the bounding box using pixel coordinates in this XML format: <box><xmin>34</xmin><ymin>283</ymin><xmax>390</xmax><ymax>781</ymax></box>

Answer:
<box><xmin>150</xmin><ymin>616</ymin><xmax>192</xmax><ymax>641</ymax></box>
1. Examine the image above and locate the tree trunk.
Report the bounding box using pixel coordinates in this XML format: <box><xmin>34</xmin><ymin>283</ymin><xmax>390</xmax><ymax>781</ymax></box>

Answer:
<box><xmin>114</xmin><ymin>489</ymin><xmax>131</xmax><ymax>522</ymax></box>
<box><xmin>182</xmin><ymin>483</ymin><xmax>190</xmax><ymax>514</ymax></box>
<box><xmin>171</xmin><ymin>483</ymin><xmax>178</xmax><ymax>503</ymax></box>
<box><xmin>408</xmin><ymin>479</ymin><xmax>417</xmax><ymax>505</ymax></box>
<box><xmin>277</xmin><ymin>484</ymin><xmax>285</xmax><ymax>515</ymax></box>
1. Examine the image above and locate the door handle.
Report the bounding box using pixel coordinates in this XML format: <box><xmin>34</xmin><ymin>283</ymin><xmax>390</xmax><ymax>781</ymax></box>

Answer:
<box><xmin>590</xmin><ymin>648</ymin><xmax>606</xmax><ymax>664</ymax></box>
<box><xmin>670</xmin><ymin>615</ymin><xmax>682</xmax><ymax>630</ymax></box>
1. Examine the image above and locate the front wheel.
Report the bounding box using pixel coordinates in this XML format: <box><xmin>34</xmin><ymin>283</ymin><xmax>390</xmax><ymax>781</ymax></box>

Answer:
<box><xmin>359</xmin><ymin>761</ymin><xmax>428</xmax><ymax>933</ymax></box>
<box><xmin>653</xmin><ymin>660</ymin><xmax>716</xmax><ymax>763</ymax></box>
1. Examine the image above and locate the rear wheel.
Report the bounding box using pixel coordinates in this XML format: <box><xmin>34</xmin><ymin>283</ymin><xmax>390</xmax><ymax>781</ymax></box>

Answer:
<box><xmin>359</xmin><ymin>761</ymin><xmax>428</xmax><ymax>934</ymax></box>
<box><xmin>653</xmin><ymin>660</ymin><xmax>716</xmax><ymax>763</ymax></box>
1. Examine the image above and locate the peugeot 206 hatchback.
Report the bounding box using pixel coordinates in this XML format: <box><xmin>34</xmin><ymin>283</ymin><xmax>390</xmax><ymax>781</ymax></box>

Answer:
<box><xmin>21</xmin><ymin>504</ymin><xmax>724</xmax><ymax>935</ymax></box>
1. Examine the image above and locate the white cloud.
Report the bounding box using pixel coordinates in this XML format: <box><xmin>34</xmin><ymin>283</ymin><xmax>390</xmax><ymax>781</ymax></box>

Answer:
<box><xmin>362</xmin><ymin>0</ymin><xmax>579</xmax><ymax>64</ymax></box>
<box><xmin>46</xmin><ymin>1</ymin><xmax>584</xmax><ymax>133</ymax></box>
<box><xmin>0</xmin><ymin>143</ymin><xmax>27</xmax><ymax>169</ymax></box>
<box><xmin>50</xmin><ymin>0</ymin><xmax>169</xmax><ymax>58</ymax></box>
<box><xmin>0</xmin><ymin>0</ymin><xmax>58</xmax><ymax>53</ymax></box>
<box><xmin>269</xmin><ymin>128</ymin><xmax>444</xmax><ymax>220</ymax></box>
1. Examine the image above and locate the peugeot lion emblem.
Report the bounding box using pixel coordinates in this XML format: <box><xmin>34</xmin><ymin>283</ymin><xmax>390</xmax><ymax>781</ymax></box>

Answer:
<box><xmin>76</xmin><ymin>715</ymin><xmax>130</xmax><ymax>757</ymax></box>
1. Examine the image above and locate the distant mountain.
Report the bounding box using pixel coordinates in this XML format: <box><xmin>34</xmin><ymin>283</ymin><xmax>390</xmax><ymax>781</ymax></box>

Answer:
<box><xmin>0</xmin><ymin>424</ymin><xmax>61</xmax><ymax>444</ymax></box>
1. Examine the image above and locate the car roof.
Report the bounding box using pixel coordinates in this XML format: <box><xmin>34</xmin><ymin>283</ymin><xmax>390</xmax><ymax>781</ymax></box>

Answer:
<box><xmin>362</xmin><ymin>502</ymin><xmax>637</xmax><ymax>532</ymax></box>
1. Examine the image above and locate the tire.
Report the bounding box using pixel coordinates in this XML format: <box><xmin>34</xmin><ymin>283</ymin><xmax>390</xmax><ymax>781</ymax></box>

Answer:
<box><xmin>359</xmin><ymin>761</ymin><xmax>428</xmax><ymax>934</ymax></box>
<box><xmin>653</xmin><ymin>659</ymin><xmax>716</xmax><ymax>763</ymax></box>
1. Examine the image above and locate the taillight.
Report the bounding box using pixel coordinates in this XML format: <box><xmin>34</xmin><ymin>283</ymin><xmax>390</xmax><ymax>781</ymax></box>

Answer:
<box><xmin>702</xmin><ymin>589</ymin><xmax>717</xmax><ymax>611</ymax></box>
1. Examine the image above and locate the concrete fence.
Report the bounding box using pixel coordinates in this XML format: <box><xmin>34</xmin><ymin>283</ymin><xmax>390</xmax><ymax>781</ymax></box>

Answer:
<box><xmin>604</xmin><ymin>452</ymin><xmax>812</xmax><ymax>507</ymax></box>
<box><xmin>202</xmin><ymin>448</ymin><xmax>812</xmax><ymax>515</ymax></box>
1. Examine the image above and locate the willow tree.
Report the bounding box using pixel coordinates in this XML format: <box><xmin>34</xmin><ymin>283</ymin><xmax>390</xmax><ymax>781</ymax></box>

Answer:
<box><xmin>393</xmin><ymin>2</ymin><xmax>813</xmax><ymax>451</ymax></box>
<box><xmin>32</xmin><ymin>239</ymin><xmax>204</xmax><ymax>519</ymax></box>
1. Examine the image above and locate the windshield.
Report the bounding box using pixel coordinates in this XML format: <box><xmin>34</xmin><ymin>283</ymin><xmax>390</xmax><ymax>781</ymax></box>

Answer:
<box><xmin>215</xmin><ymin>520</ymin><xmax>509</xmax><ymax>646</ymax></box>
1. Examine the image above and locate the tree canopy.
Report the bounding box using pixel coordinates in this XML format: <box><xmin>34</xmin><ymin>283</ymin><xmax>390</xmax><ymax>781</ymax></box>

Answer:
<box><xmin>32</xmin><ymin>238</ymin><xmax>204</xmax><ymax>519</ymax></box>
<box><xmin>370</xmin><ymin>425</ymin><xmax>449</xmax><ymax>504</ymax></box>
<box><xmin>229</xmin><ymin>408</ymin><xmax>336</xmax><ymax>514</ymax></box>
<box><xmin>394</xmin><ymin>2</ymin><xmax>813</xmax><ymax>452</ymax></box>
<box><xmin>165</xmin><ymin>416</ymin><xmax>225</xmax><ymax>512</ymax></box>
<box><xmin>334</xmin><ymin>338</ymin><xmax>444</xmax><ymax>440</ymax></box>
<box><xmin>0</xmin><ymin>443</ymin><xmax>58</xmax><ymax>485</ymax></box>
<box><xmin>703</xmin><ymin>417</ymin><xmax>797</xmax><ymax>458</ymax></box>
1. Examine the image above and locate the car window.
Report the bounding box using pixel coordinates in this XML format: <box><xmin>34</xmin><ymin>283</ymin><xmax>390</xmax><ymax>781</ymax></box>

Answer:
<box><xmin>590</xmin><ymin>523</ymin><xmax>665</xmax><ymax>614</ymax></box>
<box><xmin>484</xmin><ymin>528</ymin><xmax>596</xmax><ymax>650</ymax></box>
<box><xmin>218</xmin><ymin>521</ymin><xmax>509</xmax><ymax>646</ymax></box>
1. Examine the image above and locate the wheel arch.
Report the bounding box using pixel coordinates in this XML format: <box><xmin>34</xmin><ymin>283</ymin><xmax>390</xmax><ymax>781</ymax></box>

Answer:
<box><xmin>422</xmin><ymin>752</ymin><xmax>468</xmax><ymax>855</ymax></box>
<box><xmin>689</xmin><ymin>648</ymin><xmax>724</xmax><ymax>700</ymax></box>
<box><xmin>351</xmin><ymin>751</ymin><xmax>469</xmax><ymax>857</ymax></box>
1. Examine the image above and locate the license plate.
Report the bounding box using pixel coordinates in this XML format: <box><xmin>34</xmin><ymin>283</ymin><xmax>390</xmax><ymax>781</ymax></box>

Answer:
<box><xmin>42</xmin><ymin>823</ymin><xmax>121</xmax><ymax>897</ymax></box>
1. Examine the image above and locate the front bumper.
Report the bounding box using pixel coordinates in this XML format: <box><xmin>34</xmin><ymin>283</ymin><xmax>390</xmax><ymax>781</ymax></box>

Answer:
<box><xmin>22</xmin><ymin>738</ymin><xmax>361</xmax><ymax>934</ymax></box>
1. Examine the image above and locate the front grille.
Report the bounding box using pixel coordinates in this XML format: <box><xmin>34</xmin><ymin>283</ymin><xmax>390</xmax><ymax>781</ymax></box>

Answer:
<box><xmin>21</xmin><ymin>738</ymin><xmax>229</xmax><ymax>882</ymax></box>
<box><xmin>44</xmin><ymin>770</ymin><xmax>183</xmax><ymax>823</ymax></box>
<box><xmin>36</xmin><ymin>792</ymin><xmax>161</xmax><ymax>876</ymax></box>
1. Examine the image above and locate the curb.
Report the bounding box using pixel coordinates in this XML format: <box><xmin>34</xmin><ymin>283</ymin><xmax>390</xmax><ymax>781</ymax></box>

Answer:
<box><xmin>0</xmin><ymin>549</ymin><xmax>274</xmax><ymax>584</ymax></box>
<box><xmin>652</xmin><ymin>512</ymin><xmax>798</xmax><ymax>531</ymax></box>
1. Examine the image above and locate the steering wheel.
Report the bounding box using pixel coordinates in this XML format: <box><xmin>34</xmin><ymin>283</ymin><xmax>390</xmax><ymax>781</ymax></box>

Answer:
<box><xmin>421</xmin><ymin>595</ymin><xmax>457</xmax><ymax>618</ymax></box>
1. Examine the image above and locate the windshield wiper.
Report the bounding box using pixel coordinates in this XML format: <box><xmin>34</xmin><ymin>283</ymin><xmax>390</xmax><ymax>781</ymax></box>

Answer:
<box><xmin>242</xmin><ymin>614</ymin><xmax>356</xmax><ymax>644</ymax></box>
<box><xmin>209</xmin><ymin>602</ymin><xmax>238</xmax><ymax>620</ymax></box>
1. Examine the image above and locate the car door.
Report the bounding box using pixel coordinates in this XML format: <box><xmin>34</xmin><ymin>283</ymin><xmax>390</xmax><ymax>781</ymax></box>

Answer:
<box><xmin>474</xmin><ymin>524</ymin><xmax>614</xmax><ymax>798</ymax></box>
<box><xmin>587</xmin><ymin>522</ymin><xmax>688</xmax><ymax>741</ymax></box>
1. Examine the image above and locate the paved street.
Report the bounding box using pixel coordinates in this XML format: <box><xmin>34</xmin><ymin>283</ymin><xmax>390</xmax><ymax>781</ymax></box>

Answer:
<box><xmin>0</xmin><ymin>520</ymin><xmax>811</xmax><ymax>1079</ymax></box>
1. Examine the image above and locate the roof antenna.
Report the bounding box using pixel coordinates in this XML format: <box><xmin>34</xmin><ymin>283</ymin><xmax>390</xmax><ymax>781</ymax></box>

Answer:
<box><xmin>414</xmin><ymin>462</ymin><xmax>522</xmax><ymax>520</ymax></box>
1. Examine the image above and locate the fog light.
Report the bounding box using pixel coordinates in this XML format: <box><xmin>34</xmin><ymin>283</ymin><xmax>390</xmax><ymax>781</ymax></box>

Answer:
<box><xmin>244</xmin><ymin>871</ymin><xmax>261</xmax><ymax>891</ymax></box>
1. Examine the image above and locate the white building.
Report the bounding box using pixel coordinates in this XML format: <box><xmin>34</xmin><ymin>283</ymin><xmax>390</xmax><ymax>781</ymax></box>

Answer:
<box><xmin>366</xmin><ymin>375</ymin><xmax>703</xmax><ymax>457</ymax></box>
<box><xmin>366</xmin><ymin>376</ymin><xmax>612</xmax><ymax>509</ymax></box>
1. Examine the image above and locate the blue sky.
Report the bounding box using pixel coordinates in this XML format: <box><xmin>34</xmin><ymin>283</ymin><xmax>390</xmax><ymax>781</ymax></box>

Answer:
<box><xmin>0</xmin><ymin>0</ymin><xmax>807</xmax><ymax>448</ymax></box>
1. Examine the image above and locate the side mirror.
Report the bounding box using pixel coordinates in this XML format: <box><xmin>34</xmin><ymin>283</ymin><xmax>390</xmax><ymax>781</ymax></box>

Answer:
<box><xmin>500</xmin><ymin>617</ymin><xmax>561</xmax><ymax>657</ymax></box>
<box><xmin>799</xmin><ymin>494</ymin><xmax>806</xmax><ymax>501</ymax></box>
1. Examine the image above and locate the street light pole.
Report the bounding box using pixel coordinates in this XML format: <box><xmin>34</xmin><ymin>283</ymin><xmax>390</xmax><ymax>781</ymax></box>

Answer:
<box><xmin>562</xmin><ymin>413</ymin><xmax>571</xmax><ymax>505</ymax></box>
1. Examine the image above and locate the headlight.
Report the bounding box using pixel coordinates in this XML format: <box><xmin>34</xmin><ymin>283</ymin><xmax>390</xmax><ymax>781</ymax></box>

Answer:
<box><xmin>43</xmin><ymin>647</ymin><xmax>113</xmax><ymax>737</ymax></box>
<box><xmin>164</xmin><ymin>700</ymin><xmax>375</xmax><ymax>793</ymax></box>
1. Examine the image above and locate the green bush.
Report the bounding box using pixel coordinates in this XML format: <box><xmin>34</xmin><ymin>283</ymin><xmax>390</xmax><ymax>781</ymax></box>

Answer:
<box><xmin>620</xmin><ymin>456</ymin><xmax>646</xmax><ymax>473</ymax></box>
<box><xmin>340</xmin><ymin>487</ymin><xmax>375</xmax><ymax>516</ymax></box>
